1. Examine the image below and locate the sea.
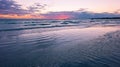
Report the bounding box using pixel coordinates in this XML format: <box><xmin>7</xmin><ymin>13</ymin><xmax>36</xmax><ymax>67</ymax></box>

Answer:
<box><xmin>0</xmin><ymin>19</ymin><xmax>120</xmax><ymax>67</ymax></box>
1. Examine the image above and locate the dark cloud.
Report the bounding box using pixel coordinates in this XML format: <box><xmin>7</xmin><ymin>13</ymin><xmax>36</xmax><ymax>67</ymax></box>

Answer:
<box><xmin>27</xmin><ymin>3</ymin><xmax>47</xmax><ymax>13</ymax></box>
<box><xmin>0</xmin><ymin>0</ymin><xmax>28</xmax><ymax>14</ymax></box>
<box><xmin>42</xmin><ymin>11</ymin><xmax>120</xmax><ymax>19</ymax></box>
<box><xmin>70</xmin><ymin>11</ymin><xmax>120</xmax><ymax>19</ymax></box>
<box><xmin>0</xmin><ymin>0</ymin><xmax>46</xmax><ymax>14</ymax></box>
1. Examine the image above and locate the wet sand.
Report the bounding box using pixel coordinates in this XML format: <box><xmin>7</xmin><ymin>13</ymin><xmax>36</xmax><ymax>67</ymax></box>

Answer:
<box><xmin>0</xmin><ymin>19</ymin><xmax>120</xmax><ymax>67</ymax></box>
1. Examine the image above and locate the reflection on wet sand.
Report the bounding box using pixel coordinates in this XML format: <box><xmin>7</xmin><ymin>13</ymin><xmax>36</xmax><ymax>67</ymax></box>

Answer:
<box><xmin>0</xmin><ymin>25</ymin><xmax>120</xmax><ymax>67</ymax></box>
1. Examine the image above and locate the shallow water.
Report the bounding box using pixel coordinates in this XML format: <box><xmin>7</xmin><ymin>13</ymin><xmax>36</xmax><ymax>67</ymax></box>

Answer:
<box><xmin>0</xmin><ymin>19</ymin><xmax>120</xmax><ymax>67</ymax></box>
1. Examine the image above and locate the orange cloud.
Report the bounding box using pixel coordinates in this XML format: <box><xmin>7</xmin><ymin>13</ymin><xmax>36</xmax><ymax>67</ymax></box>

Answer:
<box><xmin>0</xmin><ymin>14</ymin><xmax>45</xmax><ymax>19</ymax></box>
<box><xmin>0</xmin><ymin>14</ymin><xmax>72</xmax><ymax>20</ymax></box>
<box><xmin>0</xmin><ymin>14</ymin><xmax>71</xmax><ymax>20</ymax></box>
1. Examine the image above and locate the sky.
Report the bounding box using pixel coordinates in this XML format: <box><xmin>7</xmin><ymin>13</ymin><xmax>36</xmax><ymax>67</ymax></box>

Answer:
<box><xmin>0</xmin><ymin>0</ymin><xmax>120</xmax><ymax>19</ymax></box>
<box><xmin>14</xmin><ymin>0</ymin><xmax>120</xmax><ymax>13</ymax></box>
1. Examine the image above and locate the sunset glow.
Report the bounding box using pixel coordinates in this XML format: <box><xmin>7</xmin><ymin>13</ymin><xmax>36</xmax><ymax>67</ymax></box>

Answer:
<box><xmin>44</xmin><ymin>14</ymin><xmax>72</xmax><ymax>20</ymax></box>
<box><xmin>0</xmin><ymin>0</ymin><xmax>120</xmax><ymax>19</ymax></box>
<box><xmin>0</xmin><ymin>14</ymin><xmax>45</xmax><ymax>19</ymax></box>
<box><xmin>0</xmin><ymin>14</ymin><xmax>72</xmax><ymax>20</ymax></box>
<box><xmin>56</xmin><ymin>14</ymin><xmax>71</xmax><ymax>20</ymax></box>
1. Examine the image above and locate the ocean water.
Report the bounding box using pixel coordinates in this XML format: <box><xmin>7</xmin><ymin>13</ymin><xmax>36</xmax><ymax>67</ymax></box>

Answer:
<box><xmin>0</xmin><ymin>19</ymin><xmax>120</xmax><ymax>67</ymax></box>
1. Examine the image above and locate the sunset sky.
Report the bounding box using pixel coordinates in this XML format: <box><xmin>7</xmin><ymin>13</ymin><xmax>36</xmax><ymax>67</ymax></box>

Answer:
<box><xmin>15</xmin><ymin>0</ymin><xmax>120</xmax><ymax>13</ymax></box>
<box><xmin>0</xmin><ymin>0</ymin><xmax>120</xmax><ymax>19</ymax></box>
